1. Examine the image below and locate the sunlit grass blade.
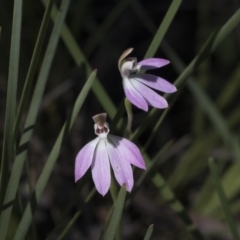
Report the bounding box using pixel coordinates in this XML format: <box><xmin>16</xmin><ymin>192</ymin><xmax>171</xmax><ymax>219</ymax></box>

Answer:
<box><xmin>13</xmin><ymin>70</ymin><xmax>97</xmax><ymax>240</ymax></box>
<box><xmin>0</xmin><ymin>1</ymin><xmax>71</xmax><ymax>238</ymax></box>
<box><xmin>0</xmin><ymin>0</ymin><xmax>22</xmax><ymax>210</ymax></box>
<box><xmin>208</xmin><ymin>158</ymin><xmax>240</xmax><ymax>240</ymax></box>
<box><xmin>13</xmin><ymin>0</ymin><xmax>55</xmax><ymax>141</ymax></box>
<box><xmin>104</xmin><ymin>186</ymin><xmax>126</xmax><ymax>240</ymax></box>
<box><xmin>144</xmin><ymin>0</ymin><xmax>182</xmax><ymax>59</ymax></box>
<box><xmin>41</xmin><ymin>0</ymin><xmax>117</xmax><ymax>119</ymax></box>
<box><xmin>143</xmin><ymin>225</ymin><xmax>154</xmax><ymax>240</ymax></box>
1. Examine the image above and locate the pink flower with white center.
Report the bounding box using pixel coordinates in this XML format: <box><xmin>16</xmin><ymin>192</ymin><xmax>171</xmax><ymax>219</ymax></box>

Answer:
<box><xmin>118</xmin><ymin>48</ymin><xmax>177</xmax><ymax>111</ymax></box>
<box><xmin>75</xmin><ymin>113</ymin><xmax>146</xmax><ymax>196</ymax></box>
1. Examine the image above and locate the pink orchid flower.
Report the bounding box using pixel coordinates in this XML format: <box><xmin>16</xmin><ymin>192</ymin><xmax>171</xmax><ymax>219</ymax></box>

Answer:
<box><xmin>75</xmin><ymin>113</ymin><xmax>146</xmax><ymax>196</ymax></box>
<box><xmin>118</xmin><ymin>48</ymin><xmax>177</xmax><ymax>111</ymax></box>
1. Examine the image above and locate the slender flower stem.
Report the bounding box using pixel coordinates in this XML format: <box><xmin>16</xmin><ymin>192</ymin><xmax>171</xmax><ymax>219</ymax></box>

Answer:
<box><xmin>124</xmin><ymin>98</ymin><xmax>133</xmax><ymax>138</ymax></box>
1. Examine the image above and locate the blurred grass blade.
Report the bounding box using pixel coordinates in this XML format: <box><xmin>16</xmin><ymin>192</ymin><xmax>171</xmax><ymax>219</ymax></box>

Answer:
<box><xmin>41</xmin><ymin>0</ymin><xmax>117</xmax><ymax>119</ymax></box>
<box><xmin>13</xmin><ymin>0</ymin><xmax>55</xmax><ymax>141</ymax></box>
<box><xmin>46</xmin><ymin>176</ymin><xmax>94</xmax><ymax>239</ymax></box>
<box><xmin>85</xmin><ymin>0</ymin><xmax>130</xmax><ymax>57</ymax></box>
<box><xmin>161</xmin><ymin>42</ymin><xmax>235</xmax><ymax>186</ymax></box>
<box><xmin>212</xmin><ymin>8</ymin><xmax>240</xmax><ymax>51</ymax></box>
<box><xmin>0</xmin><ymin>1</ymin><xmax>71</xmax><ymax>238</ymax></box>
<box><xmin>55</xmin><ymin>189</ymin><xmax>96</xmax><ymax>240</ymax></box>
<box><xmin>199</xmin><ymin>162</ymin><xmax>240</xmax><ymax>215</ymax></box>
<box><xmin>104</xmin><ymin>186</ymin><xmax>126</xmax><ymax>240</ymax></box>
<box><xmin>175</xmin><ymin>7</ymin><xmax>240</xmax><ymax>88</ymax></box>
<box><xmin>135</xmin><ymin>140</ymin><xmax>173</xmax><ymax>190</ymax></box>
<box><xmin>132</xmin><ymin>7</ymin><xmax>240</xmax><ymax>142</ymax></box>
<box><xmin>13</xmin><ymin>70</ymin><xmax>97</xmax><ymax>240</ymax></box>
<box><xmin>0</xmin><ymin>0</ymin><xmax>22</xmax><ymax>210</ymax></box>
<box><xmin>144</xmin><ymin>152</ymin><xmax>207</xmax><ymax>240</ymax></box>
<box><xmin>143</xmin><ymin>225</ymin><xmax>154</xmax><ymax>240</ymax></box>
<box><xmin>178</xmin><ymin>43</ymin><xmax>232</xmax><ymax>145</ymax></box>
<box><xmin>208</xmin><ymin>158</ymin><xmax>240</xmax><ymax>240</ymax></box>
<box><xmin>216</xmin><ymin>63</ymin><xmax>240</xmax><ymax>109</ymax></box>
<box><xmin>144</xmin><ymin>0</ymin><xmax>182</xmax><ymax>59</ymax></box>
<box><xmin>187</xmin><ymin>80</ymin><xmax>232</xmax><ymax>146</ymax></box>
<box><xmin>127</xmin><ymin>0</ymin><xmax>181</xmax><ymax>139</ymax></box>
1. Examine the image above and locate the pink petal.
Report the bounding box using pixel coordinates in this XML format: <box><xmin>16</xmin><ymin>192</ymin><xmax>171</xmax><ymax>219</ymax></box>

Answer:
<box><xmin>123</xmin><ymin>77</ymin><xmax>148</xmax><ymax>111</ymax></box>
<box><xmin>108</xmin><ymin>135</ymin><xmax>146</xmax><ymax>170</ymax></box>
<box><xmin>134</xmin><ymin>74</ymin><xmax>177</xmax><ymax>93</ymax></box>
<box><xmin>75</xmin><ymin>137</ymin><xmax>100</xmax><ymax>182</ymax></box>
<box><xmin>137</xmin><ymin>58</ymin><xmax>170</xmax><ymax>70</ymax></box>
<box><xmin>130</xmin><ymin>79</ymin><xmax>168</xmax><ymax>109</ymax></box>
<box><xmin>107</xmin><ymin>138</ymin><xmax>134</xmax><ymax>192</ymax></box>
<box><xmin>91</xmin><ymin>139</ymin><xmax>111</xmax><ymax>196</ymax></box>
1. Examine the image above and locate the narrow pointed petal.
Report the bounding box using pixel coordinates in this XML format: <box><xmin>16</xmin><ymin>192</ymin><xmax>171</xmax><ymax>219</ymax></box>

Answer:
<box><xmin>130</xmin><ymin>79</ymin><xmax>168</xmax><ymax>109</ymax></box>
<box><xmin>134</xmin><ymin>74</ymin><xmax>177</xmax><ymax>93</ymax></box>
<box><xmin>108</xmin><ymin>135</ymin><xmax>146</xmax><ymax>170</ymax></box>
<box><xmin>107</xmin><ymin>139</ymin><xmax>134</xmax><ymax>192</ymax></box>
<box><xmin>91</xmin><ymin>139</ymin><xmax>111</xmax><ymax>196</ymax></box>
<box><xmin>123</xmin><ymin>77</ymin><xmax>148</xmax><ymax>111</ymax></box>
<box><xmin>137</xmin><ymin>58</ymin><xmax>170</xmax><ymax>70</ymax></box>
<box><xmin>75</xmin><ymin>137</ymin><xmax>100</xmax><ymax>182</ymax></box>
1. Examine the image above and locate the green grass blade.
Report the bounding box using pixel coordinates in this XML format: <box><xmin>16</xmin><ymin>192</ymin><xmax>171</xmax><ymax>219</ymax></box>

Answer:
<box><xmin>0</xmin><ymin>0</ymin><xmax>22</xmax><ymax>210</ymax></box>
<box><xmin>208</xmin><ymin>158</ymin><xmax>240</xmax><ymax>240</ymax></box>
<box><xmin>142</xmin><ymin>92</ymin><xmax>180</xmax><ymax>152</ymax></box>
<box><xmin>13</xmin><ymin>0</ymin><xmax>55</xmax><ymax>141</ymax></box>
<box><xmin>144</xmin><ymin>152</ymin><xmax>207</xmax><ymax>240</ymax></box>
<box><xmin>212</xmin><ymin>8</ymin><xmax>240</xmax><ymax>51</ymax></box>
<box><xmin>143</xmin><ymin>225</ymin><xmax>154</xmax><ymax>240</ymax></box>
<box><xmin>187</xmin><ymin>80</ymin><xmax>232</xmax><ymax>146</ymax></box>
<box><xmin>46</xmin><ymin>183</ymin><xmax>96</xmax><ymax>239</ymax></box>
<box><xmin>175</xmin><ymin>8</ymin><xmax>240</xmax><ymax>88</ymax></box>
<box><xmin>200</xmin><ymin>162</ymin><xmax>240</xmax><ymax>215</ymax></box>
<box><xmin>56</xmin><ymin>189</ymin><xmax>96</xmax><ymax>240</ymax></box>
<box><xmin>13</xmin><ymin>70</ymin><xmax>97</xmax><ymax>240</ymax></box>
<box><xmin>144</xmin><ymin>0</ymin><xmax>182</xmax><ymax>59</ymax></box>
<box><xmin>216</xmin><ymin>63</ymin><xmax>240</xmax><ymax>109</ymax></box>
<box><xmin>85</xmin><ymin>0</ymin><xmax>130</xmax><ymax>57</ymax></box>
<box><xmin>0</xmin><ymin>1</ymin><xmax>71</xmax><ymax>237</ymax></box>
<box><xmin>135</xmin><ymin>140</ymin><xmax>173</xmax><ymax>190</ymax></box>
<box><xmin>41</xmin><ymin>0</ymin><xmax>117</xmax><ymax>119</ymax></box>
<box><xmin>131</xmin><ymin>7</ymin><xmax>240</xmax><ymax>143</ymax></box>
<box><xmin>104</xmin><ymin>186</ymin><xmax>126</xmax><ymax>240</ymax></box>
